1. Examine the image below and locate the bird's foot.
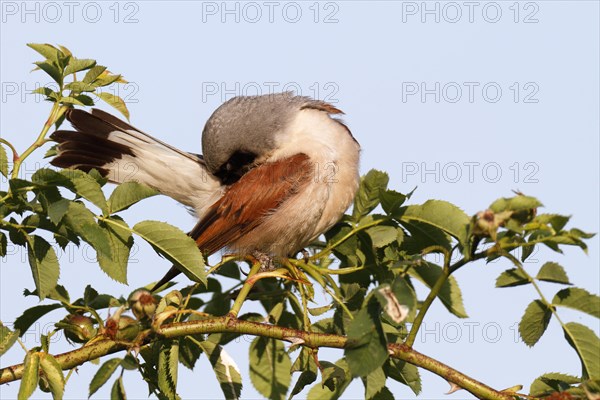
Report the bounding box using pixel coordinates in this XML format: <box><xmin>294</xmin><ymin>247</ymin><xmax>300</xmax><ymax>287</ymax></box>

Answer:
<box><xmin>251</xmin><ymin>250</ymin><xmax>276</xmax><ymax>271</ymax></box>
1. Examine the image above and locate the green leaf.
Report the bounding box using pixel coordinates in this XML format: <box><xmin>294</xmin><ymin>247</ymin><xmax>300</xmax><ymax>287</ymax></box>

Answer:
<box><xmin>132</xmin><ymin>220</ymin><xmax>206</xmax><ymax>285</ymax></box>
<box><xmin>0</xmin><ymin>232</ymin><xmax>6</xmax><ymax>257</ymax></box>
<box><xmin>529</xmin><ymin>372</ymin><xmax>580</xmax><ymax>397</ymax></box>
<box><xmin>290</xmin><ymin>370</ymin><xmax>317</xmax><ymax>398</ymax></box>
<box><xmin>89</xmin><ymin>358</ymin><xmax>122</xmax><ymax>397</ymax></box>
<box><xmin>64</xmin><ymin>81</ymin><xmax>97</xmax><ymax>92</ymax></box>
<box><xmin>490</xmin><ymin>196</ymin><xmax>542</xmax><ymax>213</ymax></box>
<box><xmin>400</xmin><ymin>200</ymin><xmax>470</xmax><ymax>247</ymax></box>
<box><xmin>352</xmin><ymin>170</ymin><xmax>389</xmax><ymax>221</ymax></box>
<box><xmin>74</xmin><ymin>94</ymin><xmax>95</xmax><ymax>106</ymax></box>
<box><xmin>97</xmin><ymin>216</ymin><xmax>132</xmax><ymax>284</ymax></box>
<box><xmin>563</xmin><ymin>322</ymin><xmax>600</xmax><ymax>379</ymax></box>
<box><xmin>374</xmin><ymin>284</ymin><xmax>410</xmax><ymax>324</ymax></box>
<box><xmin>536</xmin><ymin>262</ymin><xmax>571</xmax><ymax>284</ymax></box>
<box><xmin>62</xmin><ymin>202</ymin><xmax>112</xmax><ymax>259</ymax></box>
<box><xmin>371</xmin><ymin>387</ymin><xmax>394</xmax><ymax>400</ymax></box>
<box><xmin>108</xmin><ymin>182</ymin><xmax>159</xmax><ymax>214</ymax></box>
<box><xmin>26</xmin><ymin>235</ymin><xmax>60</xmax><ymax>300</ymax></box>
<box><xmin>47</xmin><ymin>198</ymin><xmax>70</xmax><ymax>225</ymax></box>
<box><xmin>345</xmin><ymin>301</ymin><xmax>388</xmax><ymax>377</ymax></box>
<box><xmin>97</xmin><ymin>92</ymin><xmax>130</xmax><ymax>120</ymax></box>
<box><xmin>34</xmin><ymin>61</ymin><xmax>62</xmax><ymax>86</ymax></box>
<box><xmin>379</xmin><ymin>189</ymin><xmax>408</xmax><ymax>216</ymax></box>
<box><xmin>18</xmin><ymin>352</ymin><xmax>40</xmax><ymax>400</ymax></box>
<box><xmin>364</xmin><ymin>367</ymin><xmax>386</xmax><ymax>400</ymax></box>
<box><xmin>307</xmin><ymin>359</ymin><xmax>351</xmax><ymax>400</ymax></box>
<box><xmin>158</xmin><ymin>340</ymin><xmax>179</xmax><ymax>399</ymax></box>
<box><xmin>0</xmin><ymin>322</ymin><xmax>20</xmax><ymax>357</ymax></box>
<box><xmin>40</xmin><ymin>353</ymin><xmax>65</xmax><ymax>400</ymax></box>
<box><xmin>198</xmin><ymin>340</ymin><xmax>243</xmax><ymax>400</ymax></box>
<box><xmin>553</xmin><ymin>287</ymin><xmax>600</xmax><ymax>319</ymax></box>
<box><xmin>0</xmin><ymin>143</ymin><xmax>8</xmax><ymax>177</ymax></box>
<box><xmin>83</xmin><ymin>65</ymin><xmax>107</xmax><ymax>83</ymax></box>
<box><xmin>14</xmin><ymin>304</ymin><xmax>62</xmax><ymax>334</ymax></box>
<box><xmin>366</xmin><ymin>225</ymin><xmax>399</xmax><ymax>248</ymax></box>
<box><xmin>60</xmin><ymin>169</ymin><xmax>108</xmax><ymax>214</ymax></box>
<box><xmin>387</xmin><ymin>359</ymin><xmax>421</xmax><ymax>395</ymax></box>
<box><xmin>27</xmin><ymin>43</ymin><xmax>61</xmax><ymax>62</ymax></box>
<box><xmin>409</xmin><ymin>263</ymin><xmax>468</xmax><ymax>318</ymax></box>
<box><xmin>391</xmin><ymin>276</ymin><xmax>417</xmax><ymax>322</ymax></box>
<box><xmin>495</xmin><ymin>268</ymin><xmax>531</xmax><ymax>288</ymax></box>
<box><xmin>110</xmin><ymin>377</ymin><xmax>126</xmax><ymax>400</ymax></box>
<box><xmin>249</xmin><ymin>337</ymin><xmax>291</xmax><ymax>400</ymax></box>
<box><xmin>64</xmin><ymin>58</ymin><xmax>96</xmax><ymax>76</ymax></box>
<box><xmin>519</xmin><ymin>300</ymin><xmax>552</xmax><ymax>347</ymax></box>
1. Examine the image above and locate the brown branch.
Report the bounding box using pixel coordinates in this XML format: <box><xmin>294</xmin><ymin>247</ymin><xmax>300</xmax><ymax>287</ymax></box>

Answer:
<box><xmin>1</xmin><ymin>316</ymin><xmax>514</xmax><ymax>400</ymax></box>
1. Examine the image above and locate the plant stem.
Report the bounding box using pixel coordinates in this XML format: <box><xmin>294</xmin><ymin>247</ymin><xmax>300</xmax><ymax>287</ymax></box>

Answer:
<box><xmin>404</xmin><ymin>248</ymin><xmax>452</xmax><ymax>347</ymax></box>
<box><xmin>228</xmin><ymin>261</ymin><xmax>262</xmax><ymax>317</ymax></box>
<box><xmin>10</xmin><ymin>103</ymin><xmax>66</xmax><ymax>179</ymax></box>
<box><xmin>0</xmin><ymin>138</ymin><xmax>19</xmax><ymax>161</ymax></box>
<box><xmin>0</xmin><ymin>317</ymin><xmax>514</xmax><ymax>399</ymax></box>
<box><xmin>310</xmin><ymin>218</ymin><xmax>387</xmax><ymax>261</ymax></box>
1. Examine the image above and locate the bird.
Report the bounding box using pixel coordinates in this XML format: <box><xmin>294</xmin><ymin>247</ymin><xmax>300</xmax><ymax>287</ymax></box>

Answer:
<box><xmin>50</xmin><ymin>92</ymin><xmax>361</xmax><ymax>289</ymax></box>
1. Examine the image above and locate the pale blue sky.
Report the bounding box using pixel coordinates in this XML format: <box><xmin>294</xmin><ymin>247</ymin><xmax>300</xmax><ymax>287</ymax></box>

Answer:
<box><xmin>1</xmin><ymin>1</ymin><xmax>599</xmax><ymax>399</ymax></box>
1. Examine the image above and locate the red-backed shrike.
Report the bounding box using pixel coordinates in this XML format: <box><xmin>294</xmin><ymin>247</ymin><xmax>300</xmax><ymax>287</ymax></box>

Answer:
<box><xmin>51</xmin><ymin>93</ymin><xmax>361</xmax><ymax>288</ymax></box>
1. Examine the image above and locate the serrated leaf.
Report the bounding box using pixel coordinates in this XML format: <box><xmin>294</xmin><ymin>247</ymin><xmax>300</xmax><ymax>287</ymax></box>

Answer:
<box><xmin>290</xmin><ymin>370</ymin><xmax>317</xmax><ymax>399</ymax></box>
<box><xmin>387</xmin><ymin>359</ymin><xmax>421</xmax><ymax>395</ymax></box>
<box><xmin>26</xmin><ymin>235</ymin><xmax>60</xmax><ymax>300</ymax></box>
<box><xmin>158</xmin><ymin>340</ymin><xmax>179</xmax><ymax>399</ymax></box>
<box><xmin>108</xmin><ymin>182</ymin><xmax>158</xmax><ymax>214</ymax></box>
<box><xmin>0</xmin><ymin>323</ymin><xmax>20</xmax><ymax>356</ymax></box>
<box><xmin>95</xmin><ymin>73</ymin><xmax>124</xmax><ymax>87</ymax></box>
<box><xmin>364</xmin><ymin>367</ymin><xmax>386</xmax><ymax>400</ymax></box>
<box><xmin>47</xmin><ymin>198</ymin><xmax>70</xmax><ymax>225</ymax></box>
<box><xmin>563</xmin><ymin>322</ymin><xmax>600</xmax><ymax>379</ymax></box>
<box><xmin>14</xmin><ymin>304</ymin><xmax>62</xmax><ymax>334</ymax></box>
<box><xmin>366</xmin><ymin>225</ymin><xmax>398</xmax><ymax>248</ymax></box>
<box><xmin>379</xmin><ymin>189</ymin><xmax>408</xmax><ymax>216</ymax></box>
<box><xmin>97</xmin><ymin>216</ymin><xmax>132</xmax><ymax>284</ymax></box>
<box><xmin>199</xmin><ymin>340</ymin><xmax>242</xmax><ymax>400</ymax></box>
<box><xmin>34</xmin><ymin>61</ymin><xmax>62</xmax><ymax>86</ymax></box>
<box><xmin>249</xmin><ymin>337</ymin><xmax>291</xmax><ymax>400</ymax></box>
<box><xmin>553</xmin><ymin>287</ymin><xmax>600</xmax><ymax>318</ymax></box>
<box><xmin>409</xmin><ymin>263</ymin><xmax>468</xmax><ymax>318</ymax></box>
<box><xmin>97</xmin><ymin>92</ymin><xmax>130</xmax><ymax>120</ymax></box>
<box><xmin>18</xmin><ymin>352</ymin><xmax>40</xmax><ymax>400</ymax></box>
<box><xmin>519</xmin><ymin>300</ymin><xmax>552</xmax><ymax>346</ymax></box>
<box><xmin>536</xmin><ymin>262</ymin><xmax>571</xmax><ymax>285</ymax></box>
<box><xmin>496</xmin><ymin>268</ymin><xmax>531</xmax><ymax>288</ymax></box>
<box><xmin>529</xmin><ymin>372</ymin><xmax>580</xmax><ymax>396</ymax></box>
<box><xmin>345</xmin><ymin>300</ymin><xmax>388</xmax><ymax>377</ymax></box>
<box><xmin>306</xmin><ymin>359</ymin><xmax>351</xmax><ymax>400</ymax></box>
<box><xmin>40</xmin><ymin>353</ymin><xmax>65</xmax><ymax>400</ymax></box>
<box><xmin>27</xmin><ymin>43</ymin><xmax>61</xmax><ymax>62</ymax></box>
<box><xmin>89</xmin><ymin>358</ymin><xmax>122</xmax><ymax>397</ymax></box>
<box><xmin>64</xmin><ymin>58</ymin><xmax>96</xmax><ymax>76</ymax></box>
<box><xmin>490</xmin><ymin>196</ymin><xmax>542</xmax><ymax>213</ymax></box>
<box><xmin>83</xmin><ymin>65</ymin><xmax>107</xmax><ymax>83</ymax></box>
<box><xmin>74</xmin><ymin>94</ymin><xmax>95</xmax><ymax>106</ymax></box>
<box><xmin>64</xmin><ymin>81</ymin><xmax>97</xmax><ymax>92</ymax></box>
<box><xmin>0</xmin><ymin>143</ymin><xmax>8</xmax><ymax>177</ymax></box>
<box><xmin>352</xmin><ymin>170</ymin><xmax>389</xmax><ymax>221</ymax></box>
<box><xmin>63</xmin><ymin>202</ymin><xmax>112</xmax><ymax>259</ymax></box>
<box><xmin>400</xmin><ymin>200</ymin><xmax>470</xmax><ymax>247</ymax></box>
<box><xmin>60</xmin><ymin>169</ymin><xmax>107</xmax><ymax>213</ymax></box>
<box><xmin>110</xmin><ymin>377</ymin><xmax>126</xmax><ymax>400</ymax></box>
<box><xmin>132</xmin><ymin>220</ymin><xmax>206</xmax><ymax>285</ymax></box>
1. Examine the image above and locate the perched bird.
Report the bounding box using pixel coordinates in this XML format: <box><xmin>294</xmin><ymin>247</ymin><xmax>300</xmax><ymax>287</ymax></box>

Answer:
<box><xmin>51</xmin><ymin>93</ymin><xmax>361</xmax><ymax>289</ymax></box>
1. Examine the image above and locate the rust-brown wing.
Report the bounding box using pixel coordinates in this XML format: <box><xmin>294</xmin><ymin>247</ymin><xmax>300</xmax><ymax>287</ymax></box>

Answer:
<box><xmin>191</xmin><ymin>153</ymin><xmax>312</xmax><ymax>254</ymax></box>
<box><xmin>150</xmin><ymin>153</ymin><xmax>312</xmax><ymax>291</ymax></box>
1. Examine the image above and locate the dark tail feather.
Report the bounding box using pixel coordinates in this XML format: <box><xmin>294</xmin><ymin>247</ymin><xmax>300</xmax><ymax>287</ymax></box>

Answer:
<box><xmin>150</xmin><ymin>265</ymin><xmax>182</xmax><ymax>293</ymax></box>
